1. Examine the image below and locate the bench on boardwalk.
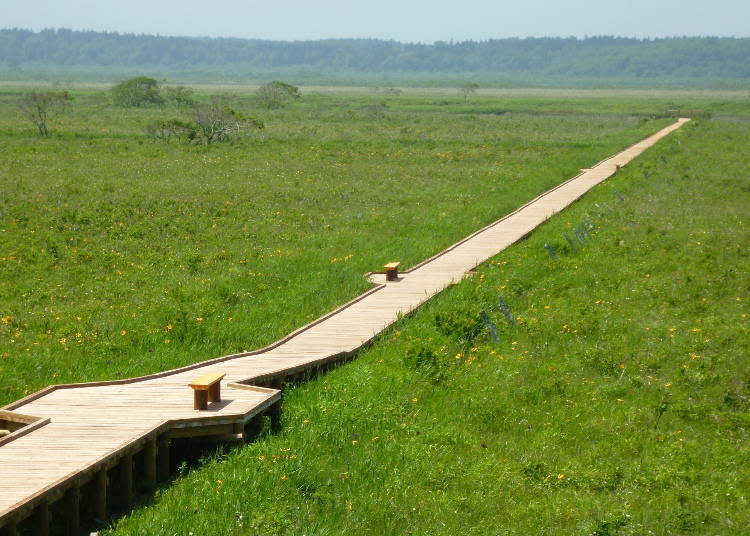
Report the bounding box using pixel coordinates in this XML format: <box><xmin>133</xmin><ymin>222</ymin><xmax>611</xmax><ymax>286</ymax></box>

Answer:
<box><xmin>384</xmin><ymin>261</ymin><xmax>401</xmax><ymax>281</ymax></box>
<box><xmin>188</xmin><ymin>372</ymin><xmax>226</xmax><ymax>410</ymax></box>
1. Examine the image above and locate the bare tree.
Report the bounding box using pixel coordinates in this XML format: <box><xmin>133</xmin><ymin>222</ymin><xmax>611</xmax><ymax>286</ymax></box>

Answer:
<box><xmin>144</xmin><ymin>119</ymin><xmax>197</xmax><ymax>143</ymax></box>
<box><xmin>460</xmin><ymin>82</ymin><xmax>480</xmax><ymax>102</ymax></box>
<box><xmin>19</xmin><ymin>91</ymin><xmax>71</xmax><ymax>137</ymax></box>
<box><xmin>191</xmin><ymin>98</ymin><xmax>264</xmax><ymax>145</ymax></box>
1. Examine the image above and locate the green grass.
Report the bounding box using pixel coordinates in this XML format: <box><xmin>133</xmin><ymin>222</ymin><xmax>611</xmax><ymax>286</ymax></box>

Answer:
<box><xmin>0</xmin><ymin>90</ymin><xmax>682</xmax><ymax>405</ymax></box>
<box><xmin>101</xmin><ymin>119</ymin><xmax>749</xmax><ymax>535</ymax></box>
<box><xmin>1</xmin><ymin>87</ymin><xmax>748</xmax><ymax>534</ymax></box>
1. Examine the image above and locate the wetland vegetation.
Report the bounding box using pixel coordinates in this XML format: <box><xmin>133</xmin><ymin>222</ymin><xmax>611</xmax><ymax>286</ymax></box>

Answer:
<box><xmin>0</xmin><ymin>83</ymin><xmax>748</xmax><ymax>534</ymax></box>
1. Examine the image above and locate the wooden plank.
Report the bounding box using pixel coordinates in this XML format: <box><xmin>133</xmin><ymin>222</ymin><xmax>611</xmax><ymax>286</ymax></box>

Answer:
<box><xmin>188</xmin><ymin>372</ymin><xmax>226</xmax><ymax>390</ymax></box>
<box><xmin>0</xmin><ymin>411</ymin><xmax>43</xmax><ymax>425</ymax></box>
<box><xmin>165</xmin><ymin>424</ymin><xmax>234</xmax><ymax>439</ymax></box>
<box><xmin>0</xmin><ymin>418</ymin><xmax>51</xmax><ymax>447</ymax></box>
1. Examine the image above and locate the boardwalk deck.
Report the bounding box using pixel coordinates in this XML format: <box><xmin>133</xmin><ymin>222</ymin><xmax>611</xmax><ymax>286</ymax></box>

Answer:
<box><xmin>0</xmin><ymin>119</ymin><xmax>689</xmax><ymax>531</ymax></box>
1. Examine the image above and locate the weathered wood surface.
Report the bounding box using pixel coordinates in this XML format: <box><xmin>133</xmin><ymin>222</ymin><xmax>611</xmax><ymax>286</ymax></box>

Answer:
<box><xmin>0</xmin><ymin>119</ymin><xmax>689</xmax><ymax>527</ymax></box>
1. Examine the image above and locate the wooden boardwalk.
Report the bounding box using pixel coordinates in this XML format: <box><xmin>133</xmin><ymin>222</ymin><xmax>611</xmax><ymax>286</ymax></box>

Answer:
<box><xmin>0</xmin><ymin>119</ymin><xmax>689</xmax><ymax>534</ymax></box>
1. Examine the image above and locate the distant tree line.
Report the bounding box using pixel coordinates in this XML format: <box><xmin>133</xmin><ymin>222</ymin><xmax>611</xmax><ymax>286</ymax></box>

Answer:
<box><xmin>1</xmin><ymin>29</ymin><xmax>750</xmax><ymax>79</ymax></box>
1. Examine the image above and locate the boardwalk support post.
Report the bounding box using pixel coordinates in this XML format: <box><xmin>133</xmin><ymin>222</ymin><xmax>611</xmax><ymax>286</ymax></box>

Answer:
<box><xmin>244</xmin><ymin>413</ymin><xmax>264</xmax><ymax>442</ymax></box>
<box><xmin>34</xmin><ymin>502</ymin><xmax>50</xmax><ymax>536</ymax></box>
<box><xmin>157</xmin><ymin>439</ymin><xmax>171</xmax><ymax>482</ymax></box>
<box><xmin>232</xmin><ymin>422</ymin><xmax>245</xmax><ymax>442</ymax></box>
<box><xmin>120</xmin><ymin>454</ymin><xmax>133</xmax><ymax>508</ymax></box>
<box><xmin>95</xmin><ymin>468</ymin><xmax>108</xmax><ymax>521</ymax></box>
<box><xmin>144</xmin><ymin>437</ymin><xmax>157</xmax><ymax>486</ymax></box>
<box><xmin>2</xmin><ymin>518</ymin><xmax>18</xmax><ymax>536</ymax></box>
<box><xmin>65</xmin><ymin>485</ymin><xmax>80</xmax><ymax>536</ymax></box>
<box><xmin>268</xmin><ymin>400</ymin><xmax>282</xmax><ymax>433</ymax></box>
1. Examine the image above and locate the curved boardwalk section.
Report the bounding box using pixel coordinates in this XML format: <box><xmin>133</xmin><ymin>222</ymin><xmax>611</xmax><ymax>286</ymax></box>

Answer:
<box><xmin>0</xmin><ymin>119</ymin><xmax>689</xmax><ymax>534</ymax></box>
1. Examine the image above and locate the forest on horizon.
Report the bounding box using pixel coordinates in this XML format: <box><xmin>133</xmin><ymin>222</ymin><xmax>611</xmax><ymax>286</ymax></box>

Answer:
<box><xmin>1</xmin><ymin>28</ymin><xmax>749</xmax><ymax>87</ymax></box>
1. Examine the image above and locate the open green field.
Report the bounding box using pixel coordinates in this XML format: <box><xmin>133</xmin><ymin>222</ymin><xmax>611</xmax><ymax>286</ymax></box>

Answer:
<box><xmin>1</xmin><ymin>86</ymin><xmax>748</xmax><ymax>533</ymax></box>
<box><xmin>0</xmin><ymin>86</ymin><xmax>712</xmax><ymax>406</ymax></box>
<box><xmin>100</xmin><ymin>118</ymin><xmax>749</xmax><ymax>535</ymax></box>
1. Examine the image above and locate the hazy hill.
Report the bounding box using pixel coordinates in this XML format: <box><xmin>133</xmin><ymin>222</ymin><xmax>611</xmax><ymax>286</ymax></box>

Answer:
<box><xmin>1</xmin><ymin>28</ymin><xmax>749</xmax><ymax>87</ymax></box>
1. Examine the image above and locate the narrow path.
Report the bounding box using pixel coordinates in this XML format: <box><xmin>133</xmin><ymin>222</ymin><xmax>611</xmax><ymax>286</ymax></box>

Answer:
<box><xmin>0</xmin><ymin>119</ymin><xmax>689</xmax><ymax>532</ymax></box>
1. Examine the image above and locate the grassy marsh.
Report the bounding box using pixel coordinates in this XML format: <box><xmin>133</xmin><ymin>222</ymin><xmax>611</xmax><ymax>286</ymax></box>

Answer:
<box><xmin>0</xmin><ymin>86</ymin><xmax>747</xmax><ymax>534</ymax></box>
<box><xmin>103</xmin><ymin>119</ymin><xmax>749</xmax><ymax>535</ymax></box>
<box><xmin>0</xmin><ymin>90</ymin><xmax>676</xmax><ymax>404</ymax></box>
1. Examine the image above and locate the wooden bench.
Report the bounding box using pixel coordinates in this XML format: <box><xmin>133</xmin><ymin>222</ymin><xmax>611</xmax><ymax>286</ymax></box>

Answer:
<box><xmin>384</xmin><ymin>261</ymin><xmax>401</xmax><ymax>281</ymax></box>
<box><xmin>188</xmin><ymin>372</ymin><xmax>226</xmax><ymax>410</ymax></box>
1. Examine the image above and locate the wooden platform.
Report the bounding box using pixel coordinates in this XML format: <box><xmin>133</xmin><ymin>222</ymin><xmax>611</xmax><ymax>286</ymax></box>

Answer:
<box><xmin>0</xmin><ymin>119</ymin><xmax>690</xmax><ymax>532</ymax></box>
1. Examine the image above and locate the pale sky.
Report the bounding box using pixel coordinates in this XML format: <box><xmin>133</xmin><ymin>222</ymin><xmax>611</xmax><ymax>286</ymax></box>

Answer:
<box><xmin>1</xmin><ymin>0</ymin><xmax>748</xmax><ymax>42</ymax></box>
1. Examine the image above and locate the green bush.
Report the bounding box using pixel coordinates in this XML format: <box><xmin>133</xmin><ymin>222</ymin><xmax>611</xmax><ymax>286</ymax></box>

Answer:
<box><xmin>164</xmin><ymin>85</ymin><xmax>196</xmax><ymax>107</ymax></box>
<box><xmin>434</xmin><ymin>308</ymin><xmax>484</xmax><ymax>345</ymax></box>
<box><xmin>255</xmin><ymin>80</ymin><xmax>301</xmax><ymax>109</ymax></box>
<box><xmin>111</xmin><ymin>76</ymin><xmax>164</xmax><ymax>108</ymax></box>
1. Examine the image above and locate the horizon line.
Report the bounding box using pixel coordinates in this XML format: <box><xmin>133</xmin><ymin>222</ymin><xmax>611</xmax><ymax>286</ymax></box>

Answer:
<box><xmin>3</xmin><ymin>27</ymin><xmax>749</xmax><ymax>45</ymax></box>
